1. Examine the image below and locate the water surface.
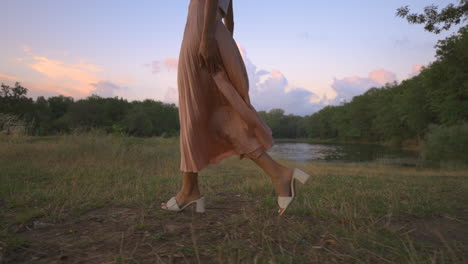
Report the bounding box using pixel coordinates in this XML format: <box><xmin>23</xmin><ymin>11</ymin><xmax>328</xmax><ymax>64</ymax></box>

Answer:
<box><xmin>267</xmin><ymin>142</ymin><xmax>420</xmax><ymax>166</ymax></box>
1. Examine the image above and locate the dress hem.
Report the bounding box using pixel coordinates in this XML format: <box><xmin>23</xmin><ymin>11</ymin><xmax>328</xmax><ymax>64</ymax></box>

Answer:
<box><xmin>179</xmin><ymin>140</ymin><xmax>273</xmax><ymax>173</ymax></box>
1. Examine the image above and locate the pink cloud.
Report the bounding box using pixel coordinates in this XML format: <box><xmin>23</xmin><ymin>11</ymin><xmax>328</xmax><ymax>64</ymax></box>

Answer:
<box><xmin>270</xmin><ymin>69</ymin><xmax>283</xmax><ymax>80</ymax></box>
<box><xmin>412</xmin><ymin>64</ymin><xmax>423</xmax><ymax>72</ymax></box>
<box><xmin>0</xmin><ymin>73</ymin><xmax>16</xmax><ymax>82</ymax></box>
<box><xmin>12</xmin><ymin>47</ymin><xmax>118</xmax><ymax>98</ymax></box>
<box><xmin>406</xmin><ymin>64</ymin><xmax>425</xmax><ymax>79</ymax></box>
<box><xmin>409</xmin><ymin>64</ymin><xmax>424</xmax><ymax>78</ymax></box>
<box><xmin>28</xmin><ymin>81</ymin><xmax>77</xmax><ymax>97</ymax></box>
<box><xmin>26</xmin><ymin>55</ymin><xmax>102</xmax><ymax>96</ymax></box>
<box><xmin>329</xmin><ymin>68</ymin><xmax>398</xmax><ymax>105</ymax></box>
<box><xmin>22</xmin><ymin>45</ymin><xmax>31</xmax><ymax>53</ymax></box>
<box><xmin>368</xmin><ymin>68</ymin><xmax>397</xmax><ymax>85</ymax></box>
<box><xmin>30</xmin><ymin>56</ymin><xmax>101</xmax><ymax>82</ymax></box>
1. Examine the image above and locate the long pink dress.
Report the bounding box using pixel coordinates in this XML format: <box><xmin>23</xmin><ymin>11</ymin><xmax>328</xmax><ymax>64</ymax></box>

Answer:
<box><xmin>178</xmin><ymin>0</ymin><xmax>274</xmax><ymax>172</ymax></box>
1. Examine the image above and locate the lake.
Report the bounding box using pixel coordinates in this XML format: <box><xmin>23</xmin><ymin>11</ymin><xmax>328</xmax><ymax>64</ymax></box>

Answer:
<box><xmin>267</xmin><ymin>141</ymin><xmax>421</xmax><ymax>166</ymax></box>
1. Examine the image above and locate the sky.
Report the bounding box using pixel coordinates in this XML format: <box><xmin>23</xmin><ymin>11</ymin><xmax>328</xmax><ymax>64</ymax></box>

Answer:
<box><xmin>0</xmin><ymin>0</ymin><xmax>463</xmax><ymax>116</ymax></box>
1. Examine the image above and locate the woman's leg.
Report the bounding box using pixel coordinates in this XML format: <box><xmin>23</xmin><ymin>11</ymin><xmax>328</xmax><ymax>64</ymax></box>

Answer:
<box><xmin>251</xmin><ymin>151</ymin><xmax>293</xmax><ymax>197</ymax></box>
<box><xmin>161</xmin><ymin>172</ymin><xmax>201</xmax><ymax>208</ymax></box>
<box><xmin>177</xmin><ymin>171</ymin><xmax>201</xmax><ymax>202</ymax></box>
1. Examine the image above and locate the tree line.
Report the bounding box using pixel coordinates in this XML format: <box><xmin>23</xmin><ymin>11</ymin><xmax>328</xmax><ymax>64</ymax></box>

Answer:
<box><xmin>0</xmin><ymin>88</ymin><xmax>181</xmax><ymax>137</ymax></box>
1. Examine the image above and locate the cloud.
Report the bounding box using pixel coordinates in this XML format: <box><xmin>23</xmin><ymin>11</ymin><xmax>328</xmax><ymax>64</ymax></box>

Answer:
<box><xmin>250</xmin><ymin>69</ymin><xmax>324</xmax><ymax>115</ymax></box>
<box><xmin>412</xmin><ymin>64</ymin><xmax>423</xmax><ymax>72</ymax></box>
<box><xmin>30</xmin><ymin>56</ymin><xmax>101</xmax><ymax>84</ymax></box>
<box><xmin>238</xmin><ymin>44</ymin><xmax>324</xmax><ymax>116</ymax></box>
<box><xmin>0</xmin><ymin>73</ymin><xmax>16</xmax><ymax>82</ymax></box>
<box><xmin>90</xmin><ymin>81</ymin><xmax>125</xmax><ymax>98</ymax></box>
<box><xmin>368</xmin><ymin>69</ymin><xmax>397</xmax><ymax>85</ymax></box>
<box><xmin>18</xmin><ymin>82</ymin><xmax>69</xmax><ymax>99</ymax></box>
<box><xmin>329</xmin><ymin>68</ymin><xmax>398</xmax><ymax>105</ymax></box>
<box><xmin>158</xmin><ymin>45</ymin><xmax>324</xmax><ymax>115</ymax></box>
<box><xmin>408</xmin><ymin>64</ymin><xmax>424</xmax><ymax>78</ymax></box>
<box><xmin>146</xmin><ymin>57</ymin><xmax>178</xmax><ymax>74</ymax></box>
<box><xmin>2</xmin><ymin>69</ymin><xmax>75</xmax><ymax>99</ymax></box>
<box><xmin>12</xmin><ymin>46</ymin><xmax>127</xmax><ymax>99</ymax></box>
<box><xmin>22</xmin><ymin>45</ymin><xmax>31</xmax><ymax>53</ymax></box>
<box><xmin>17</xmin><ymin>49</ymin><xmax>103</xmax><ymax>97</ymax></box>
<box><xmin>149</xmin><ymin>46</ymin><xmax>422</xmax><ymax>116</ymax></box>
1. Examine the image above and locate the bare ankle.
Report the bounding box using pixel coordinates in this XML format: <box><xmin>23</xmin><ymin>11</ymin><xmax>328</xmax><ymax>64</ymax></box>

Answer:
<box><xmin>180</xmin><ymin>186</ymin><xmax>200</xmax><ymax>196</ymax></box>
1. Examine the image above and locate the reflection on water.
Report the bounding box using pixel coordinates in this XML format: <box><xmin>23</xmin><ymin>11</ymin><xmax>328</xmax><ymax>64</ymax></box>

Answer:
<box><xmin>267</xmin><ymin>142</ymin><xmax>421</xmax><ymax>166</ymax></box>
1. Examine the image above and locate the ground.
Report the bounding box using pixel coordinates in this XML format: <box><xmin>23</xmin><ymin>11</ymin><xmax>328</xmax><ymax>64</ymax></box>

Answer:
<box><xmin>0</xmin><ymin>132</ymin><xmax>467</xmax><ymax>263</ymax></box>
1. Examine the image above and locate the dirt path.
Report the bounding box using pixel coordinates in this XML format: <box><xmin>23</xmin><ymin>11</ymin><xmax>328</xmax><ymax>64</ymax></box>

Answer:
<box><xmin>2</xmin><ymin>193</ymin><xmax>467</xmax><ymax>263</ymax></box>
<box><xmin>3</xmin><ymin>192</ymin><xmax>281</xmax><ymax>263</ymax></box>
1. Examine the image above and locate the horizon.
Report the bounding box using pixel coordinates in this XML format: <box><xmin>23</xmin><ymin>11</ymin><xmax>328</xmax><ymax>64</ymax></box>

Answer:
<box><xmin>0</xmin><ymin>0</ymin><xmax>463</xmax><ymax>116</ymax></box>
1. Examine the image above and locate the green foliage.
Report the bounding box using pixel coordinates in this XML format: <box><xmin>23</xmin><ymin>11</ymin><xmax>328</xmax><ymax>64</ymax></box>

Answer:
<box><xmin>123</xmin><ymin>105</ymin><xmax>153</xmax><ymax>137</ymax></box>
<box><xmin>0</xmin><ymin>87</ymin><xmax>179</xmax><ymax>137</ymax></box>
<box><xmin>0</xmin><ymin>82</ymin><xmax>34</xmax><ymax>119</ymax></box>
<box><xmin>420</xmin><ymin>122</ymin><xmax>468</xmax><ymax>165</ymax></box>
<box><xmin>396</xmin><ymin>0</ymin><xmax>468</xmax><ymax>34</ymax></box>
<box><xmin>1</xmin><ymin>82</ymin><xmax>28</xmax><ymax>98</ymax></box>
<box><xmin>259</xmin><ymin>108</ymin><xmax>308</xmax><ymax>138</ymax></box>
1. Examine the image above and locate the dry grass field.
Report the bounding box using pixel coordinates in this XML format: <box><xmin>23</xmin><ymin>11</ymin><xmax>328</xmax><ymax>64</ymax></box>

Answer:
<box><xmin>0</xmin><ymin>131</ymin><xmax>466</xmax><ymax>263</ymax></box>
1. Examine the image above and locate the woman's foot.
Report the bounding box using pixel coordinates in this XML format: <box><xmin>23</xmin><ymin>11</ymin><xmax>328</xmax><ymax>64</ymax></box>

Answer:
<box><xmin>161</xmin><ymin>189</ymin><xmax>201</xmax><ymax>209</ymax></box>
<box><xmin>161</xmin><ymin>171</ymin><xmax>201</xmax><ymax>209</ymax></box>
<box><xmin>175</xmin><ymin>190</ymin><xmax>202</xmax><ymax>207</ymax></box>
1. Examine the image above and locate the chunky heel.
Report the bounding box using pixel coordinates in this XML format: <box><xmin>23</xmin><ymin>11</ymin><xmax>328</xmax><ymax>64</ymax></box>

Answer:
<box><xmin>293</xmin><ymin>168</ymin><xmax>310</xmax><ymax>184</ymax></box>
<box><xmin>277</xmin><ymin>168</ymin><xmax>311</xmax><ymax>215</ymax></box>
<box><xmin>195</xmin><ymin>197</ymin><xmax>206</xmax><ymax>213</ymax></box>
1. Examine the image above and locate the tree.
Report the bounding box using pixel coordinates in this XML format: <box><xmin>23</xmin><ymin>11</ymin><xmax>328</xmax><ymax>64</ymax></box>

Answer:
<box><xmin>124</xmin><ymin>105</ymin><xmax>153</xmax><ymax>137</ymax></box>
<box><xmin>48</xmin><ymin>95</ymin><xmax>74</xmax><ymax>119</ymax></box>
<box><xmin>1</xmin><ymin>82</ymin><xmax>28</xmax><ymax>99</ymax></box>
<box><xmin>396</xmin><ymin>0</ymin><xmax>468</xmax><ymax>34</ymax></box>
<box><xmin>0</xmin><ymin>82</ymin><xmax>34</xmax><ymax>120</ymax></box>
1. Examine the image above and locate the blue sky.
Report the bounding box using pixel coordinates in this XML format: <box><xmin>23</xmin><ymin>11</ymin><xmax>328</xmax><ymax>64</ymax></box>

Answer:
<box><xmin>0</xmin><ymin>0</ymin><xmax>462</xmax><ymax>115</ymax></box>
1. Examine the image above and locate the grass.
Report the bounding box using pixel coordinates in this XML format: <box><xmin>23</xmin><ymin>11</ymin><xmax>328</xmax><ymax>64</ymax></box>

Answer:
<box><xmin>0</xmin><ymin>130</ymin><xmax>467</xmax><ymax>263</ymax></box>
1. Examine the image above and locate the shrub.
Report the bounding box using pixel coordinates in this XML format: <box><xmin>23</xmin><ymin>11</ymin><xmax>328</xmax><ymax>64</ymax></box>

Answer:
<box><xmin>0</xmin><ymin>113</ymin><xmax>33</xmax><ymax>136</ymax></box>
<box><xmin>420</xmin><ymin>122</ymin><xmax>468</xmax><ymax>166</ymax></box>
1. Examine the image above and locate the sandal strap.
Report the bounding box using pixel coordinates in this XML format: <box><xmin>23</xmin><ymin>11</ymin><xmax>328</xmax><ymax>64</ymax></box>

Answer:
<box><xmin>277</xmin><ymin>196</ymin><xmax>293</xmax><ymax>209</ymax></box>
<box><xmin>165</xmin><ymin>197</ymin><xmax>180</xmax><ymax>211</ymax></box>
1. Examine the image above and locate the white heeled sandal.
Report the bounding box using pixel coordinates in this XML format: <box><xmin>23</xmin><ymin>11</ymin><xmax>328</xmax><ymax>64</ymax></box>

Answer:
<box><xmin>277</xmin><ymin>168</ymin><xmax>311</xmax><ymax>216</ymax></box>
<box><xmin>161</xmin><ymin>196</ymin><xmax>206</xmax><ymax>213</ymax></box>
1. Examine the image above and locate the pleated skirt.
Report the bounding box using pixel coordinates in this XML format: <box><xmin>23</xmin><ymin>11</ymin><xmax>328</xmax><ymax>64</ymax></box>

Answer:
<box><xmin>177</xmin><ymin>0</ymin><xmax>274</xmax><ymax>172</ymax></box>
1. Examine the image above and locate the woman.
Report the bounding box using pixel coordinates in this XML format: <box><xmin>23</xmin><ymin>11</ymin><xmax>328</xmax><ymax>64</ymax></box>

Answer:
<box><xmin>161</xmin><ymin>0</ymin><xmax>311</xmax><ymax>215</ymax></box>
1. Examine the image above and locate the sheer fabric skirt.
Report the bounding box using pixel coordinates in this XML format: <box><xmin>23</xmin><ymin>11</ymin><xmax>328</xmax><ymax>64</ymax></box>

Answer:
<box><xmin>178</xmin><ymin>0</ymin><xmax>274</xmax><ymax>172</ymax></box>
